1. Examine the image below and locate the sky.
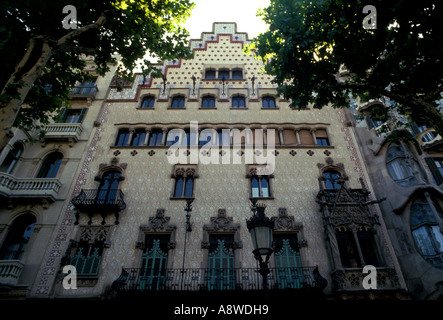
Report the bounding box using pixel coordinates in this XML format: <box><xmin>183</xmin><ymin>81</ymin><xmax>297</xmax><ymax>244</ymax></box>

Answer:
<box><xmin>183</xmin><ymin>0</ymin><xmax>271</xmax><ymax>40</ymax></box>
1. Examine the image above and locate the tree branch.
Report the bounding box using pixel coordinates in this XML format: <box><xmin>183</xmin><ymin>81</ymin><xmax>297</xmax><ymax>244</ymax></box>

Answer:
<box><xmin>56</xmin><ymin>13</ymin><xmax>107</xmax><ymax>47</ymax></box>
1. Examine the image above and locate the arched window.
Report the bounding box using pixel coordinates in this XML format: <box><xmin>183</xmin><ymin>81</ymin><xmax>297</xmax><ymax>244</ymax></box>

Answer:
<box><xmin>410</xmin><ymin>196</ymin><xmax>443</xmax><ymax>269</ymax></box>
<box><xmin>173</xmin><ymin>176</ymin><xmax>194</xmax><ymax>198</ymax></box>
<box><xmin>0</xmin><ymin>142</ymin><xmax>23</xmax><ymax>174</ymax></box>
<box><xmin>0</xmin><ymin>214</ymin><xmax>36</xmax><ymax>260</ymax></box>
<box><xmin>96</xmin><ymin>170</ymin><xmax>121</xmax><ymax>205</ymax></box>
<box><xmin>323</xmin><ymin>170</ymin><xmax>341</xmax><ymax>190</ymax></box>
<box><xmin>140</xmin><ymin>96</ymin><xmax>155</xmax><ymax>109</ymax></box>
<box><xmin>201</xmin><ymin>96</ymin><xmax>215</xmax><ymax>108</ymax></box>
<box><xmin>170</xmin><ymin>95</ymin><xmax>185</xmax><ymax>109</ymax></box>
<box><xmin>262</xmin><ymin>96</ymin><xmax>276</xmax><ymax>109</ymax></box>
<box><xmin>386</xmin><ymin>143</ymin><xmax>424</xmax><ymax>187</ymax></box>
<box><xmin>232</xmin><ymin>95</ymin><xmax>245</xmax><ymax>109</ymax></box>
<box><xmin>36</xmin><ymin>152</ymin><xmax>63</xmax><ymax>178</ymax></box>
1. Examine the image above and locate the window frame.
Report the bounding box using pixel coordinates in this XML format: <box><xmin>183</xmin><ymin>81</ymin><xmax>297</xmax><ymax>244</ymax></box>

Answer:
<box><xmin>231</xmin><ymin>95</ymin><xmax>246</xmax><ymax>109</ymax></box>
<box><xmin>115</xmin><ymin>129</ymin><xmax>130</xmax><ymax>146</ymax></box>
<box><xmin>170</xmin><ymin>95</ymin><xmax>186</xmax><ymax>109</ymax></box>
<box><xmin>36</xmin><ymin>152</ymin><xmax>63</xmax><ymax>179</ymax></box>
<box><xmin>170</xmin><ymin>165</ymin><xmax>197</xmax><ymax>200</ymax></box>
<box><xmin>139</xmin><ymin>95</ymin><xmax>155</xmax><ymax>109</ymax></box>
<box><xmin>262</xmin><ymin>96</ymin><xmax>277</xmax><ymax>109</ymax></box>
<box><xmin>201</xmin><ymin>95</ymin><xmax>216</xmax><ymax>109</ymax></box>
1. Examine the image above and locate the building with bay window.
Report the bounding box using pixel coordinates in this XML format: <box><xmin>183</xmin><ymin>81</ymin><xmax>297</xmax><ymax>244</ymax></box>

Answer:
<box><xmin>348</xmin><ymin>95</ymin><xmax>443</xmax><ymax>299</ymax></box>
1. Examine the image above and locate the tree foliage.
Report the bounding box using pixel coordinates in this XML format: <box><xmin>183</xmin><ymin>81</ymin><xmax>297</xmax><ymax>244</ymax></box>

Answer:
<box><xmin>0</xmin><ymin>0</ymin><xmax>194</xmax><ymax>138</ymax></box>
<box><xmin>250</xmin><ymin>0</ymin><xmax>443</xmax><ymax>134</ymax></box>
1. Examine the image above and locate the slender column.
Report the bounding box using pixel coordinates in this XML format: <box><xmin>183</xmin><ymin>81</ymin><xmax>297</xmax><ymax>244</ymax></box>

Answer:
<box><xmin>143</xmin><ymin>128</ymin><xmax>151</xmax><ymax>146</ymax></box>
<box><xmin>161</xmin><ymin>128</ymin><xmax>168</xmax><ymax>146</ymax></box>
<box><xmin>311</xmin><ymin>128</ymin><xmax>317</xmax><ymax>146</ymax></box>
<box><xmin>294</xmin><ymin>129</ymin><xmax>301</xmax><ymax>145</ymax></box>
<box><xmin>278</xmin><ymin>128</ymin><xmax>284</xmax><ymax>146</ymax></box>
<box><xmin>127</xmin><ymin>127</ymin><xmax>135</xmax><ymax>146</ymax></box>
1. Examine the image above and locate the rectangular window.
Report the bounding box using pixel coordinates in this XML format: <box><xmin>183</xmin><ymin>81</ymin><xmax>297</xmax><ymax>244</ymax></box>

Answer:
<box><xmin>115</xmin><ymin>129</ymin><xmax>130</xmax><ymax>146</ymax></box>
<box><xmin>140</xmin><ymin>96</ymin><xmax>155</xmax><ymax>109</ymax></box>
<box><xmin>201</xmin><ymin>96</ymin><xmax>215</xmax><ymax>108</ymax></box>
<box><xmin>131</xmin><ymin>129</ymin><xmax>146</xmax><ymax>146</ymax></box>
<box><xmin>251</xmin><ymin>176</ymin><xmax>271</xmax><ymax>198</ymax></box>
<box><xmin>207</xmin><ymin>234</ymin><xmax>235</xmax><ymax>291</ymax></box>
<box><xmin>316</xmin><ymin>137</ymin><xmax>330</xmax><ymax>146</ymax></box>
<box><xmin>71</xmin><ymin>239</ymin><xmax>103</xmax><ymax>277</ymax></box>
<box><xmin>56</xmin><ymin>107</ymin><xmax>88</xmax><ymax>124</ymax></box>
<box><xmin>138</xmin><ymin>234</ymin><xmax>170</xmax><ymax>290</ymax></box>
<box><xmin>148</xmin><ymin>129</ymin><xmax>164</xmax><ymax>146</ymax></box>
<box><xmin>425</xmin><ymin>157</ymin><xmax>443</xmax><ymax>185</ymax></box>
<box><xmin>232</xmin><ymin>96</ymin><xmax>246</xmax><ymax>108</ymax></box>
<box><xmin>232</xmin><ymin>69</ymin><xmax>243</xmax><ymax>79</ymax></box>
<box><xmin>205</xmin><ymin>69</ymin><xmax>216</xmax><ymax>79</ymax></box>
<box><xmin>171</xmin><ymin>96</ymin><xmax>185</xmax><ymax>109</ymax></box>
<box><xmin>218</xmin><ymin>69</ymin><xmax>230</xmax><ymax>79</ymax></box>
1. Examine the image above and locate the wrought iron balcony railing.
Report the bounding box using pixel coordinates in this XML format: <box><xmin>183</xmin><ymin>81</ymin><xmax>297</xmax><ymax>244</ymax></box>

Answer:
<box><xmin>111</xmin><ymin>266</ymin><xmax>327</xmax><ymax>292</ymax></box>
<box><xmin>71</xmin><ymin>189</ymin><xmax>126</xmax><ymax>224</ymax></box>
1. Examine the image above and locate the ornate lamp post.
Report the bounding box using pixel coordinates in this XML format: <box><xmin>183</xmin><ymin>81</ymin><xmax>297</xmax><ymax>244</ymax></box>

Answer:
<box><xmin>246</xmin><ymin>199</ymin><xmax>274</xmax><ymax>300</ymax></box>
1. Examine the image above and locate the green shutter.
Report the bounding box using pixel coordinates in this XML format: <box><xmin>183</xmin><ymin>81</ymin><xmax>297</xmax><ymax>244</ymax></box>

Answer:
<box><xmin>56</xmin><ymin>107</ymin><xmax>67</xmax><ymax>123</ymax></box>
<box><xmin>77</xmin><ymin>107</ymin><xmax>88</xmax><ymax>123</ymax></box>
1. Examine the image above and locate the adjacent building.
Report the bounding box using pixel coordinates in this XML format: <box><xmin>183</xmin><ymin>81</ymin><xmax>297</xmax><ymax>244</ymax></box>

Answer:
<box><xmin>348</xmin><ymin>95</ymin><xmax>443</xmax><ymax>300</ymax></box>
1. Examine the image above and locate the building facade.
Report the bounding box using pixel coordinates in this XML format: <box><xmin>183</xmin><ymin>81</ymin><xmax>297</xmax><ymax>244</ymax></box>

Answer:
<box><xmin>349</xmin><ymin>96</ymin><xmax>443</xmax><ymax>300</ymax></box>
<box><xmin>1</xmin><ymin>23</ymin><xmax>408</xmax><ymax>301</ymax></box>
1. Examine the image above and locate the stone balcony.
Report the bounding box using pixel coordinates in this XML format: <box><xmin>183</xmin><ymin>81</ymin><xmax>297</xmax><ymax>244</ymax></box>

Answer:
<box><xmin>0</xmin><ymin>172</ymin><xmax>62</xmax><ymax>205</ymax></box>
<box><xmin>42</xmin><ymin>123</ymin><xmax>83</xmax><ymax>147</ymax></box>
<box><xmin>331</xmin><ymin>267</ymin><xmax>400</xmax><ymax>292</ymax></box>
<box><xmin>0</xmin><ymin>260</ymin><xmax>24</xmax><ymax>286</ymax></box>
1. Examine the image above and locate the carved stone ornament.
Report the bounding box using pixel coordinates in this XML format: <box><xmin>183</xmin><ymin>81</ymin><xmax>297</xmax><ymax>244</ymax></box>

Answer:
<box><xmin>210</xmin><ymin>209</ymin><xmax>233</xmax><ymax>231</ymax></box>
<box><xmin>79</xmin><ymin>225</ymin><xmax>111</xmax><ymax>246</ymax></box>
<box><xmin>137</xmin><ymin>209</ymin><xmax>177</xmax><ymax>249</ymax></box>
<box><xmin>94</xmin><ymin>159</ymin><xmax>127</xmax><ymax>181</ymax></box>
<box><xmin>148</xmin><ymin>209</ymin><xmax>170</xmax><ymax>232</ymax></box>
<box><xmin>202</xmin><ymin>209</ymin><xmax>242</xmax><ymax>249</ymax></box>
<box><xmin>271</xmin><ymin>208</ymin><xmax>303</xmax><ymax>231</ymax></box>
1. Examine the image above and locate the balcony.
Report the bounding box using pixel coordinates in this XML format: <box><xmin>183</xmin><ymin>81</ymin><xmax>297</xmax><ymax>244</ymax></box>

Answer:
<box><xmin>111</xmin><ymin>266</ymin><xmax>327</xmax><ymax>293</ymax></box>
<box><xmin>416</xmin><ymin>128</ymin><xmax>442</xmax><ymax>149</ymax></box>
<box><xmin>71</xmin><ymin>189</ymin><xmax>126</xmax><ymax>224</ymax></box>
<box><xmin>331</xmin><ymin>267</ymin><xmax>400</xmax><ymax>292</ymax></box>
<box><xmin>70</xmin><ymin>84</ymin><xmax>98</xmax><ymax>102</ymax></box>
<box><xmin>0</xmin><ymin>260</ymin><xmax>24</xmax><ymax>286</ymax></box>
<box><xmin>42</xmin><ymin>123</ymin><xmax>83</xmax><ymax>146</ymax></box>
<box><xmin>0</xmin><ymin>173</ymin><xmax>61</xmax><ymax>203</ymax></box>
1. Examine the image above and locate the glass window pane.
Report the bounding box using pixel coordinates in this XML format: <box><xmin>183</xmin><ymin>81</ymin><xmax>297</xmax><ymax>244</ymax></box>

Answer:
<box><xmin>251</xmin><ymin>177</ymin><xmax>259</xmax><ymax>197</ymax></box>
<box><xmin>141</xmin><ymin>96</ymin><xmax>154</xmax><ymax>108</ymax></box>
<box><xmin>184</xmin><ymin>177</ymin><xmax>194</xmax><ymax>197</ymax></box>
<box><xmin>412</xmin><ymin>227</ymin><xmax>436</xmax><ymax>256</ymax></box>
<box><xmin>232</xmin><ymin>69</ymin><xmax>243</xmax><ymax>79</ymax></box>
<box><xmin>174</xmin><ymin>177</ymin><xmax>184</xmax><ymax>197</ymax></box>
<box><xmin>205</xmin><ymin>70</ymin><xmax>216</xmax><ymax>79</ymax></box>
<box><xmin>218</xmin><ymin>70</ymin><xmax>229</xmax><ymax>79</ymax></box>
<box><xmin>261</xmin><ymin>177</ymin><xmax>269</xmax><ymax>197</ymax></box>
<box><xmin>431</xmin><ymin>226</ymin><xmax>443</xmax><ymax>254</ymax></box>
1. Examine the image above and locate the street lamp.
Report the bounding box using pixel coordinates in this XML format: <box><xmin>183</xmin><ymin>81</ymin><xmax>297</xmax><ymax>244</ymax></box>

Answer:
<box><xmin>246</xmin><ymin>199</ymin><xmax>274</xmax><ymax>300</ymax></box>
